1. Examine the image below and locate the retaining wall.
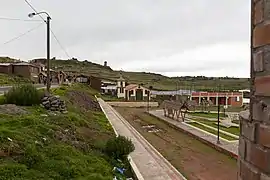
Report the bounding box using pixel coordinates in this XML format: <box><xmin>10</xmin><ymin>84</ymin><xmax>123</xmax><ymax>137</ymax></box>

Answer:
<box><xmin>107</xmin><ymin>101</ymin><xmax>159</xmax><ymax>107</ymax></box>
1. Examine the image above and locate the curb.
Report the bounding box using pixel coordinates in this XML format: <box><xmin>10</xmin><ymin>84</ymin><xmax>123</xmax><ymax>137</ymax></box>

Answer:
<box><xmin>96</xmin><ymin>97</ymin><xmax>144</xmax><ymax>180</ymax></box>
<box><xmin>148</xmin><ymin>112</ymin><xmax>239</xmax><ymax>160</ymax></box>
<box><xmin>111</xmin><ymin>105</ymin><xmax>187</xmax><ymax>180</ymax></box>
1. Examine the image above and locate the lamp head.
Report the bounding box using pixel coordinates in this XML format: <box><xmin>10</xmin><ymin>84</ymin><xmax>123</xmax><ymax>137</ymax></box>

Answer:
<box><xmin>28</xmin><ymin>12</ymin><xmax>36</xmax><ymax>18</ymax></box>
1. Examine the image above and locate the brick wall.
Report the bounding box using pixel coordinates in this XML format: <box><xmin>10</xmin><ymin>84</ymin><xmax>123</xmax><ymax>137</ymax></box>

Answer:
<box><xmin>238</xmin><ymin>1</ymin><xmax>270</xmax><ymax>179</ymax></box>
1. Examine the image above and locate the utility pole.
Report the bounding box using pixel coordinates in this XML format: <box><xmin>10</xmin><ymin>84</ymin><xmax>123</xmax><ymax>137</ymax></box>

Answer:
<box><xmin>28</xmin><ymin>12</ymin><xmax>51</xmax><ymax>93</ymax></box>
<box><xmin>46</xmin><ymin>16</ymin><xmax>51</xmax><ymax>92</ymax></box>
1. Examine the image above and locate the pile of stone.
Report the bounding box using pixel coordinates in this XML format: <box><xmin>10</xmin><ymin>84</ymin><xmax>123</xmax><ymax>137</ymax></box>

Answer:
<box><xmin>41</xmin><ymin>95</ymin><xmax>67</xmax><ymax>113</ymax></box>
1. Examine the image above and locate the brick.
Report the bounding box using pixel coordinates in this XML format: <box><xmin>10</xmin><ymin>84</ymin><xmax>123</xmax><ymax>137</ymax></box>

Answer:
<box><xmin>241</xmin><ymin>121</ymin><xmax>256</xmax><ymax>141</ymax></box>
<box><xmin>263</xmin><ymin>45</ymin><xmax>270</xmax><ymax>73</ymax></box>
<box><xmin>253</xmin><ymin>24</ymin><xmax>270</xmax><ymax>47</ymax></box>
<box><xmin>254</xmin><ymin>0</ymin><xmax>264</xmax><ymax>25</ymax></box>
<box><xmin>239</xmin><ymin>159</ymin><xmax>260</xmax><ymax>180</ymax></box>
<box><xmin>265</xmin><ymin>0</ymin><xmax>270</xmax><ymax>21</ymax></box>
<box><xmin>258</xmin><ymin>124</ymin><xmax>270</xmax><ymax>148</ymax></box>
<box><xmin>252</xmin><ymin>101</ymin><xmax>270</xmax><ymax>122</ymax></box>
<box><xmin>239</xmin><ymin>137</ymin><xmax>246</xmax><ymax>158</ymax></box>
<box><xmin>255</xmin><ymin>75</ymin><xmax>270</xmax><ymax>96</ymax></box>
<box><xmin>239</xmin><ymin>110</ymin><xmax>250</xmax><ymax>121</ymax></box>
<box><xmin>254</xmin><ymin>51</ymin><xmax>264</xmax><ymax>72</ymax></box>
<box><xmin>248</xmin><ymin>144</ymin><xmax>270</xmax><ymax>173</ymax></box>
<box><xmin>261</xmin><ymin>173</ymin><xmax>270</xmax><ymax>180</ymax></box>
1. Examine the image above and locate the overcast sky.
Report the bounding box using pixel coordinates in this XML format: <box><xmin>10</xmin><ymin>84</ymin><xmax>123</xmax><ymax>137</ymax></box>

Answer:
<box><xmin>0</xmin><ymin>1</ymin><xmax>250</xmax><ymax>77</ymax></box>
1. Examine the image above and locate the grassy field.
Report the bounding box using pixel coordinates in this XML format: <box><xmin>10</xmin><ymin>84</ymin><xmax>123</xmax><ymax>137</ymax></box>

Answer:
<box><xmin>191</xmin><ymin>118</ymin><xmax>240</xmax><ymax>136</ymax></box>
<box><xmin>115</xmin><ymin>107</ymin><xmax>237</xmax><ymax>180</ymax></box>
<box><xmin>186</xmin><ymin>122</ymin><xmax>238</xmax><ymax>141</ymax></box>
<box><xmin>0</xmin><ymin>73</ymin><xmax>31</xmax><ymax>85</ymax></box>
<box><xmin>0</xmin><ymin>84</ymin><xmax>133</xmax><ymax>179</ymax></box>
<box><xmin>189</xmin><ymin>111</ymin><xmax>227</xmax><ymax>118</ymax></box>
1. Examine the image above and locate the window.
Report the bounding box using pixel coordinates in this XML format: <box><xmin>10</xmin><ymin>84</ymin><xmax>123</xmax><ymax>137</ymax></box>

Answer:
<box><xmin>130</xmin><ymin>90</ymin><xmax>134</xmax><ymax>95</ymax></box>
<box><xmin>120</xmin><ymin>87</ymin><xmax>124</xmax><ymax>93</ymax></box>
<box><xmin>235</xmin><ymin>96</ymin><xmax>240</xmax><ymax>102</ymax></box>
<box><xmin>145</xmin><ymin>90</ymin><xmax>149</xmax><ymax>95</ymax></box>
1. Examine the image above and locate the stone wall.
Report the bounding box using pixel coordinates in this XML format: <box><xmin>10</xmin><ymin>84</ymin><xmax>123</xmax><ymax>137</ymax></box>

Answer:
<box><xmin>238</xmin><ymin>1</ymin><xmax>270</xmax><ymax>179</ymax></box>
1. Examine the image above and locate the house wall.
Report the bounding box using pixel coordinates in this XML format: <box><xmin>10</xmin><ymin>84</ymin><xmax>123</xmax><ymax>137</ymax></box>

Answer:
<box><xmin>90</xmin><ymin>76</ymin><xmax>102</xmax><ymax>92</ymax></box>
<box><xmin>117</xmin><ymin>81</ymin><xmax>126</xmax><ymax>98</ymax></box>
<box><xmin>13</xmin><ymin>65</ymin><xmax>31</xmax><ymax>78</ymax></box>
<box><xmin>127</xmin><ymin>87</ymin><xmax>150</xmax><ymax>101</ymax></box>
<box><xmin>0</xmin><ymin>65</ymin><xmax>12</xmax><ymax>74</ymax></box>
<box><xmin>238</xmin><ymin>2</ymin><xmax>270</xmax><ymax>179</ymax></box>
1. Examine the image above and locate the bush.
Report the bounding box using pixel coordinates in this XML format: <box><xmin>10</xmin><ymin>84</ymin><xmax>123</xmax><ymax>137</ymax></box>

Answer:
<box><xmin>4</xmin><ymin>84</ymin><xmax>43</xmax><ymax>106</ymax></box>
<box><xmin>105</xmin><ymin>136</ymin><xmax>135</xmax><ymax>160</ymax></box>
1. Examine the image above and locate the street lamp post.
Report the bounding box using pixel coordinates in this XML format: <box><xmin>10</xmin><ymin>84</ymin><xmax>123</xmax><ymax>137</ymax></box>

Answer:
<box><xmin>147</xmin><ymin>86</ymin><xmax>153</xmax><ymax>112</ymax></box>
<box><xmin>217</xmin><ymin>84</ymin><xmax>221</xmax><ymax>144</ymax></box>
<box><xmin>28</xmin><ymin>12</ymin><xmax>51</xmax><ymax>93</ymax></box>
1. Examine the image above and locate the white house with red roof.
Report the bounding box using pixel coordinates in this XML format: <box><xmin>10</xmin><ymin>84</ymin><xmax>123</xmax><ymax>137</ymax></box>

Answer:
<box><xmin>115</xmin><ymin>73</ymin><xmax>151</xmax><ymax>101</ymax></box>
<box><xmin>124</xmin><ymin>83</ymin><xmax>150</xmax><ymax>101</ymax></box>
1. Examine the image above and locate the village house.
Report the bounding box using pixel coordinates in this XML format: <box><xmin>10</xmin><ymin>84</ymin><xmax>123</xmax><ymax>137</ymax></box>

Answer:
<box><xmin>151</xmin><ymin>89</ymin><xmax>244</xmax><ymax>107</ymax></box>
<box><xmin>0</xmin><ymin>62</ymin><xmax>41</xmax><ymax>82</ymax></box>
<box><xmin>101</xmin><ymin>75</ymin><xmax>151</xmax><ymax>101</ymax></box>
<box><xmin>190</xmin><ymin>91</ymin><xmax>243</xmax><ymax>107</ymax></box>
<box><xmin>124</xmin><ymin>84</ymin><xmax>150</xmax><ymax>101</ymax></box>
<box><xmin>0</xmin><ymin>63</ymin><xmax>13</xmax><ymax>74</ymax></box>
<box><xmin>101</xmin><ymin>79</ymin><xmax>118</xmax><ymax>96</ymax></box>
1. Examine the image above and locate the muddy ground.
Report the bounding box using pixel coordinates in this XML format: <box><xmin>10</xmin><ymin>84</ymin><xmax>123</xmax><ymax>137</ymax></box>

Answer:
<box><xmin>115</xmin><ymin>107</ymin><xmax>237</xmax><ymax>180</ymax></box>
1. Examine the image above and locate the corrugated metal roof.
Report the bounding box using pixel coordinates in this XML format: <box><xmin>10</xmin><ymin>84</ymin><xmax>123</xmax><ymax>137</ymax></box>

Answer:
<box><xmin>151</xmin><ymin>89</ymin><xmax>195</xmax><ymax>95</ymax></box>
<box><xmin>0</xmin><ymin>63</ymin><xmax>11</xmax><ymax>66</ymax></box>
<box><xmin>13</xmin><ymin>62</ymin><xmax>30</xmax><ymax>66</ymax></box>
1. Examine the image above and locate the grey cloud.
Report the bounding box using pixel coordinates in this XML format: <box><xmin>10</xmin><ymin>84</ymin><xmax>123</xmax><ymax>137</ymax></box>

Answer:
<box><xmin>0</xmin><ymin>0</ymin><xmax>250</xmax><ymax>77</ymax></box>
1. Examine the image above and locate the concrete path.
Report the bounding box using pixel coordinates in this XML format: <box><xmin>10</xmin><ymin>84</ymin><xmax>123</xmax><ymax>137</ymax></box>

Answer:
<box><xmin>149</xmin><ymin>110</ymin><xmax>238</xmax><ymax>158</ymax></box>
<box><xmin>98</xmin><ymin>98</ymin><xmax>186</xmax><ymax>180</ymax></box>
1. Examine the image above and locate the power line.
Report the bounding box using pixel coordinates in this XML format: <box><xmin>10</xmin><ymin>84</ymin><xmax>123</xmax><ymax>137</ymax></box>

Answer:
<box><xmin>24</xmin><ymin>0</ymin><xmax>71</xmax><ymax>59</ymax></box>
<box><xmin>2</xmin><ymin>23</ymin><xmax>43</xmax><ymax>45</ymax></box>
<box><xmin>24</xmin><ymin>0</ymin><xmax>46</xmax><ymax>22</ymax></box>
<box><xmin>0</xmin><ymin>17</ymin><xmax>42</xmax><ymax>22</ymax></box>
<box><xmin>50</xmin><ymin>30</ymin><xmax>71</xmax><ymax>58</ymax></box>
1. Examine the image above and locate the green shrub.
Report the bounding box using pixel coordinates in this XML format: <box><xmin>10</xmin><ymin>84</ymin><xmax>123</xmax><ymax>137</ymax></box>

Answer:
<box><xmin>4</xmin><ymin>84</ymin><xmax>43</xmax><ymax>106</ymax></box>
<box><xmin>0</xmin><ymin>96</ymin><xmax>6</xmax><ymax>105</ymax></box>
<box><xmin>105</xmin><ymin>136</ymin><xmax>135</xmax><ymax>160</ymax></box>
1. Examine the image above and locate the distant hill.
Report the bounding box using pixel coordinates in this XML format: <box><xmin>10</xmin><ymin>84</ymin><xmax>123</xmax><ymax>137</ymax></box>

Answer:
<box><xmin>0</xmin><ymin>57</ymin><xmax>21</xmax><ymax>63</ymax></box>
<box><xmin>1</xmin><ymin>57</ymin><xmax>250</xmax><ymax>91</ymax></box>
<box><xmin>49</xmin><ymin>58</ymin><xmax>249</xmax><ymax>91</ymax></box>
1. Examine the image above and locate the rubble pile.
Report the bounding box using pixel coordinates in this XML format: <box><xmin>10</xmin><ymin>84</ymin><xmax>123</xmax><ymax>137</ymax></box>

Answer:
<box><xmin>41</xmin><ymin>95</ymin><xmax>67</xmax><ymax>113</ymax></box>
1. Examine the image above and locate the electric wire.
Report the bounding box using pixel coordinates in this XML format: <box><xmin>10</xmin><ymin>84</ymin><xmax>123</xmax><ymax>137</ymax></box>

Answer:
<box><xmin>2</xmin><ymin>23</ymin><xmax>43</xmax><ymax>45</ymax></box>
<box><xmin>0</xmin><ymin>17</ymin><xmax>42</xmax><ymax>22</ymax></box>
<box><xmin>24</xmin><ymin>0</ymin><xmax>71</xmax><ymax>59</ymax></box>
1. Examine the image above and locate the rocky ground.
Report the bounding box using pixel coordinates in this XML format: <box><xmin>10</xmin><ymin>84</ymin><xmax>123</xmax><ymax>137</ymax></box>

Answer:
<box><xmin>67</xmin><ymin>90</ymin><xmax>101</xmax><ymax>111</ymax></box>
<box><xmin>0</xmin><ymin>104</ymin><xmax>28</xmax><ymax>115</ymax></box>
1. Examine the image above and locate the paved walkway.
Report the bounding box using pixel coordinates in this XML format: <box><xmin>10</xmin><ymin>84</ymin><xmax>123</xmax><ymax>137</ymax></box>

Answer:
<box><xmin>149</xmin><ymin>110</ymin><xmax>238</xmax><ymax>158</ymax></box>
<box><xmin>98</xmin><ymin>98</ymin><xmax>186</xmax><ymax>180</ymax></box>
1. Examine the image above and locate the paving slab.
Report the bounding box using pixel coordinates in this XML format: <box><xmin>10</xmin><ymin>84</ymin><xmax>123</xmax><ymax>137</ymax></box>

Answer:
<box><xmin>149</xmin><ymin>110</ymin><xmax>239</xmax><ymax>158</ymax></box>
<box><xmin>98</xmin><ymin>99</ymin><xmax>186</xmax><ymax>180</ymax></box>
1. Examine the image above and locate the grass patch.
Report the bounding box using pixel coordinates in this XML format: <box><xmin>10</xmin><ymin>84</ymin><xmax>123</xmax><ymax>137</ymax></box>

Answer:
<box><xmin>192</xmin><ymin>118</ymin><xmax>240</xmax><ymax>136</ymax></box>
<box><xmin>0</xmin><ymin>84</ymin><xmax>134</xmax><ymax>179</ymax></box>
<box><xmin>189</xmin><ymin>112</ymin><xmax>227</xmax><ymax>118</ymax></box>
<box><xmin>4</xmin><ymin>84</ymin><xmax>43</xmax><ymax>106</ymax></box>
<box><xmin>0</xmin><ymin>73</ymin><xmax>31</xmax><ymax>85</ymax></box>
<box><xmin>186</xmin><ymin>122</ymin><xmax>238</xmax><ymax>141</ymax></box>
